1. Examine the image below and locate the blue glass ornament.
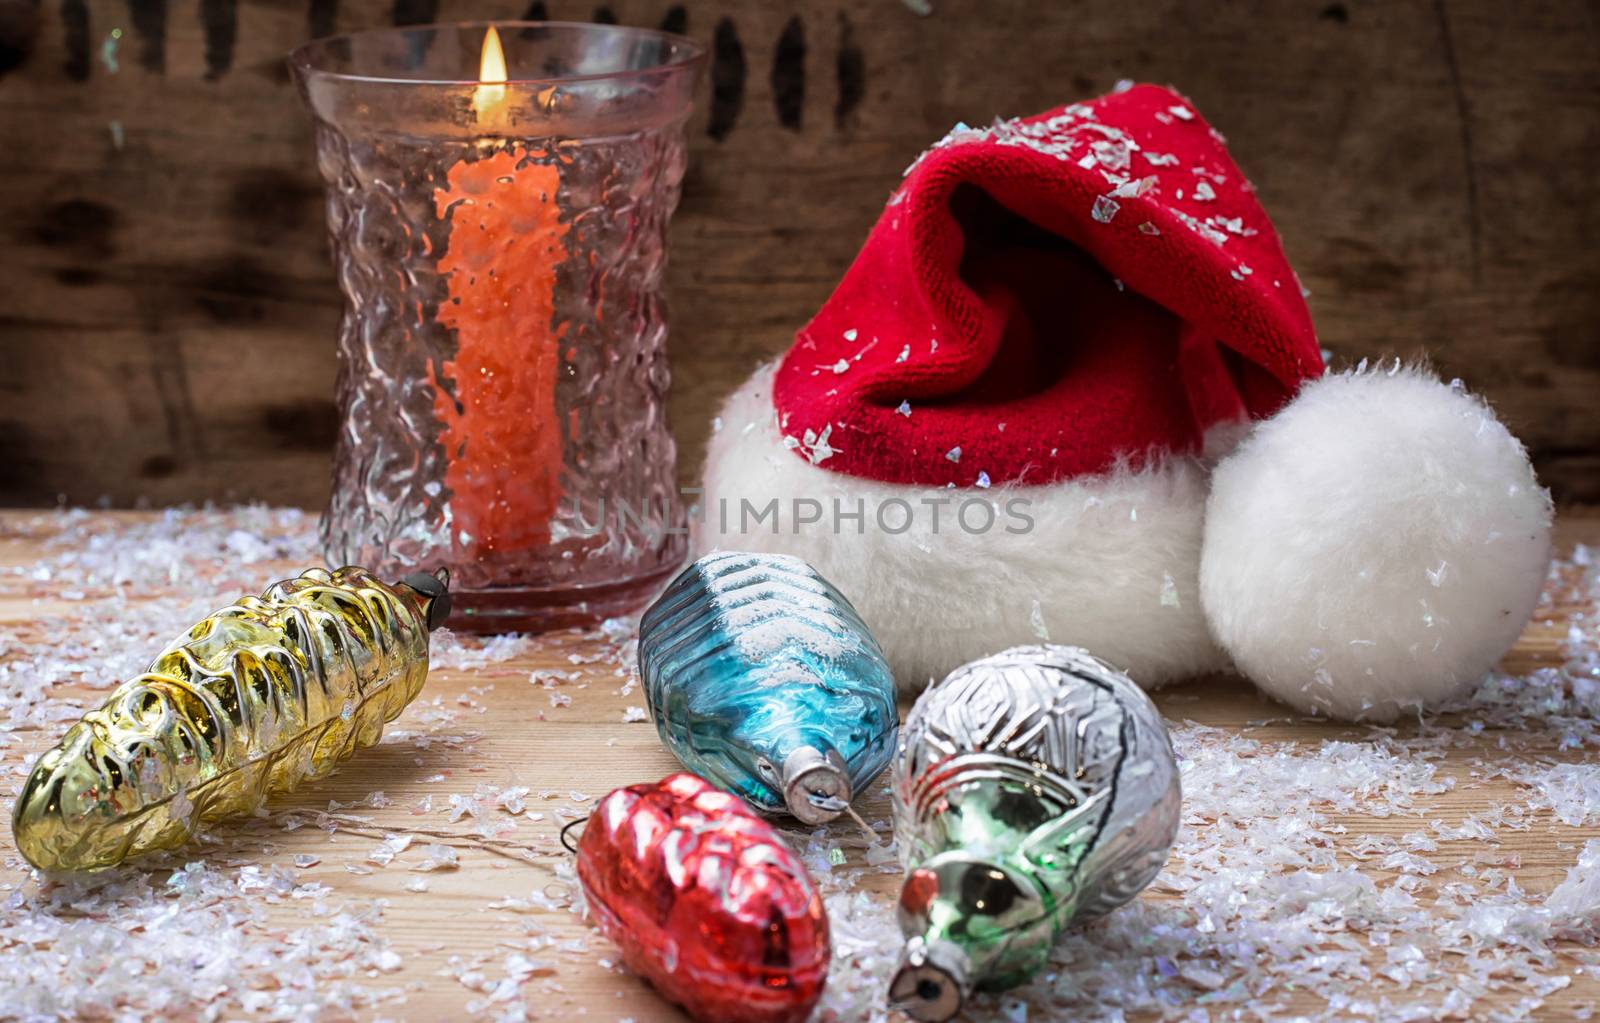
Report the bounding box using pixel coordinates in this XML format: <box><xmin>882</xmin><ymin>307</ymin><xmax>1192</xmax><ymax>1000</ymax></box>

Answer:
<box><xmin>639</xmin><ymin>551</ymin><xmax>898</xmax><ymax>824</ymax></box>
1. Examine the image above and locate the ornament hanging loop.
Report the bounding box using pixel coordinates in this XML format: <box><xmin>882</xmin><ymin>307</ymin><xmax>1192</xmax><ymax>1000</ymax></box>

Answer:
<box><xmin>559</xmin><ymin>815</ymin><xmax>588</xmax><ymax>854</ymax></box>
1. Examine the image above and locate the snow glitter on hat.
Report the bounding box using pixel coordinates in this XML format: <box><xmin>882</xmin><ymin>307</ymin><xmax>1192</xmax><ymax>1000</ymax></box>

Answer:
<box><xmin>699</xmin><ymin>83</ymin><xmax>1552</xmax><ymax>722</ymax></box>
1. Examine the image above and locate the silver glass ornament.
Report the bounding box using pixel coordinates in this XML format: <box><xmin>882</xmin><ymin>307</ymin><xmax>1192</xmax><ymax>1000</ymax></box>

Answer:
<box><xmin>888</xmin><ymin>644</ymin><xmax>1181</xmax><ymax>1022</ymax></box>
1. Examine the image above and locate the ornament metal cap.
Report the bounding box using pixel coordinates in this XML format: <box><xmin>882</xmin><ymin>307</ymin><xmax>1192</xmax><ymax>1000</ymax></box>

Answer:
<box><xmin>889</xmin><ymin>936</ymin><xmax>969</xmax><ymax>1022</ymax></box>
<box><xmin>398</xmin><ymin>567</ymin><xmax>453</xmax><ymax>631</ymax></box>
<box><xmin>781</xmin><ymin>745</ymin><xmax>851</xmax><ymax>824</ymax></box>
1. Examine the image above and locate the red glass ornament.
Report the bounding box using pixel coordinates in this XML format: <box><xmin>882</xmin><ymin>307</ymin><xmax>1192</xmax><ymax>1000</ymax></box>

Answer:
<box><xmin>576</xmin><ymin>772</ymin><xmax>831</xmax><ymax>1023</ymax></box>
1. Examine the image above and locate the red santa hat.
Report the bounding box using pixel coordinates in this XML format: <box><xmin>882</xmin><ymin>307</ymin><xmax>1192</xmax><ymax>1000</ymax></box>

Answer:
<box><xmin>698</xmin><ymin>84</ymin><xmax>1552</xmax><ymax>721</ymax></box>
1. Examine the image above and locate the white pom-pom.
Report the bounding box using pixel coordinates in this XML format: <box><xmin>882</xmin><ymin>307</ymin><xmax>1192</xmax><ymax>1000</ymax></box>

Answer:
<box><xmin>1199</xmin><ymin>365</ymin><xmax>1552</xmax><ymax>721</ymax></box>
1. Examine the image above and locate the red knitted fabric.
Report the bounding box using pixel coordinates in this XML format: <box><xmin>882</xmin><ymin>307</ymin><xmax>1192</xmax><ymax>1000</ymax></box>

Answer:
<box><xmin>772</xmin><ymin>84</ymin><xmax>1323</xmax><ymax>487</ymax></box>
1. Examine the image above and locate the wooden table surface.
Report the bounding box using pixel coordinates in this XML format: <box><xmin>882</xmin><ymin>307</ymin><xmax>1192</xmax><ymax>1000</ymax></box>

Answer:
<box><xmin>1</xmin><ymin>510</ymin><xmax>1598</xmax><ymax>1021</ymax></box>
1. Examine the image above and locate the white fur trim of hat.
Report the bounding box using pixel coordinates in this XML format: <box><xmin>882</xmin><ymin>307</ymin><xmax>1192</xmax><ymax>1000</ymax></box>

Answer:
<box><xmin>697</xmin><ymin>361</ymin><xmax>1554</xmax><ymax>722</ymax></box>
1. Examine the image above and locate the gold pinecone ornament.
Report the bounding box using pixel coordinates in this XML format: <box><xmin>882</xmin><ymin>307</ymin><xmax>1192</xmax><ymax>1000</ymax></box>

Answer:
<box><xmin>12</xmin><ymin>567</ymin><xmax>450</xmax><ymax>872</ymax></box>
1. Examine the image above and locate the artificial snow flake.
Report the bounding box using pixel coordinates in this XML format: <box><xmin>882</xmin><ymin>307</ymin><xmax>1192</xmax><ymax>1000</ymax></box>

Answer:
<box><xmin>170</xmin><ymin>785</ymin><xmax>195</xmax><ymax>828</ymax></box>
<box><xmin>1172</xmin><ymin>209</ymin><xmax>1229</xmax><ymax>246</ymax></box>
<box><xmin>1160</xmin><ymin>572</ymin><xmax>1181</xmax><ymax>608</ymax></box>
<box><xmin>1514</xmin><ymin>762</ymin><xmax>1600</xmax><ymax>826</ymax></box>
<box><xmin>945</xmin><ymin>446</ymin><xmax>962</xmax><ymax>464</ymax></box>
<box><xmin>1192</xmin><ymin>180</ymin><xmax>1217</xmax><ymax>202</ymax></box>
<box><xmin>414</xmin><ymin>844</ymin><xmax>460</xmax><ymax>871</ymax></box>
<box><xmin>1209</xmin><ymin>215</ymin><xmax>1253</xmax><ymax>237</ymax></box>
<box><xmin>1090</xmin><ymin>196</ymin><xmax>1120</xmax><ymax>223</ymax></box>
<box><xmin>623</xmin><ymin>706</ymin><xmax>648</xmax><ymax>723</ymax></box>
<box><xmin>976</xmin><ymin>472</ymin><xmax>992</xmax><ymax>489</ymax></box>
<box><xmin>1547</xmin><ymin>839</ymin><xmax>1600</xmax><ymax>928</ymax></box>
<box><xmin>1138</xmin><ymin>221</ymin><xmax>1161</xmax><ymax>236</ymax></box>
<box><xmin>865</xmin><ymin>842</ymin><xmax>898</xmax><ymax>867</ymax></box>
<box><xmin>1168</xmin><ymin>104</ymin><xmax>1195</xmax><ymax>121</ymax></box>
<box><xmin>495</xmin><ymin>785</ymin><xmax>531</xmax><ymax>815</ymax></box>
<box><xmin>796</xmin><ymin>425</ymin><xmax>839</xmax><ymax>465</ymax></box>
<box><xmin>1110</xmin><ymin>175</ymin><xmax>1157</xmax><ymax>199</ymax></box>
<box><xmin>368</xmin><ymin>832</ymin><xmax>413</xmax><ymax>866</ymax></box>
<box><xmin>448</xmin><ymin>793</ymin><xmax>483</xmax><ymax>822</ymax></box>
<box><xmin>843</xmin><ymin>328</ymin><xmax>858</xmax><ymax>341</ymax></box>
<box><xmin>895</xmin><ymin>401</ymin><xmax>912</xmax><ymax>418</ymax></box>
<box><xmin>430</xmin><ymin>632</ymin><xmax>540</xmax><ymax>671</ymax></box>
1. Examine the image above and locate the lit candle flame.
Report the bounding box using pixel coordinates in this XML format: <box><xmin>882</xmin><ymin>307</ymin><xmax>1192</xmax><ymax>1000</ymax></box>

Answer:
<box><xmin>472</xmin><ymin>26</ymin><xmax>508</xmax><ymax>125</ymax></box>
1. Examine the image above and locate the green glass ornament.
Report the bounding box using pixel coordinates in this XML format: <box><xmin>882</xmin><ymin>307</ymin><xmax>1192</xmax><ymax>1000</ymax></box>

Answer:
<box><xmin>889</xmin><ymin>645</ymin><xmax>1180</xmax><ymax>1021</ymax></box>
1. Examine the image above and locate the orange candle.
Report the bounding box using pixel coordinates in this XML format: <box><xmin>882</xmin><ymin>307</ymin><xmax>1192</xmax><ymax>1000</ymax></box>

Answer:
<box><xmin>431</xmin><ymin>28</ymin><xmax>568</xmax><ymax>556</ymax></box>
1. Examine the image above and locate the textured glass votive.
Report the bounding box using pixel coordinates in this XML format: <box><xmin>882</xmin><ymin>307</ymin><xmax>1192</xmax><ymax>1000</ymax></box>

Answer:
<box><xmin>291</xmin><ymin>23</ymin><xmax>702</xmax><ymax>632</ymax></box>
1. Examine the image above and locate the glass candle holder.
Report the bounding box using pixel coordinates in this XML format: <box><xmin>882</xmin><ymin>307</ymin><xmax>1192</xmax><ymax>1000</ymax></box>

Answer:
<box><xmin>291</xmin><ymin>22</ymin><xmax>703</xmax><ymax>633</ymax></box>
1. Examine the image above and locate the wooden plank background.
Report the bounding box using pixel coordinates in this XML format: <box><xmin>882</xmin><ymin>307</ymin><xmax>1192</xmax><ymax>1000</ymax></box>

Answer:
<box><xmin>0</xmin><ymin>0</ymin><xmax>1596</xmax><ymax>508</ymax></box>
